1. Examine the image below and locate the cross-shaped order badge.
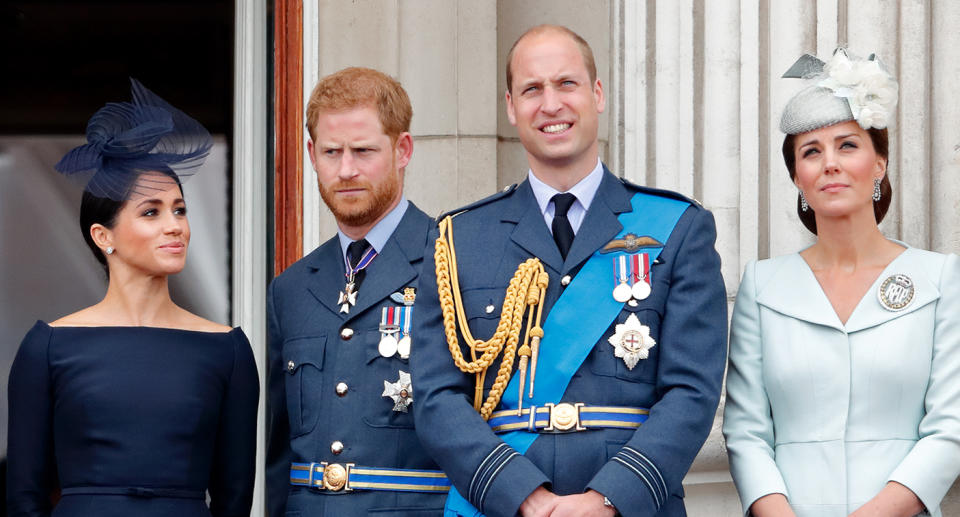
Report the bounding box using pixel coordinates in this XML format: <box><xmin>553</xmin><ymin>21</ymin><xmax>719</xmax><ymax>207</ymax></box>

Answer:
<box><xmin>607</xmin><ymin>313</ymin><xmax>657</xmax><ymax>370</ymax></box>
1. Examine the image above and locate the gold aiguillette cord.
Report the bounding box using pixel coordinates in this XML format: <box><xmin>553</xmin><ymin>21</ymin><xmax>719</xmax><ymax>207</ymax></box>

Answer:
<box><xmin>434</xmin><ymin>215</ymin><xmax>548</xmax><ymax>421</ymax></box>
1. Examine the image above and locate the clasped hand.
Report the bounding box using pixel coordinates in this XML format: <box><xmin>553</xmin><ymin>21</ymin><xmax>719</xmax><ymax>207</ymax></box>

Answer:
<box><xmin>519</xmin><ymin>487</ymin><xmax>616</xmax><ymax>517</ymax></box>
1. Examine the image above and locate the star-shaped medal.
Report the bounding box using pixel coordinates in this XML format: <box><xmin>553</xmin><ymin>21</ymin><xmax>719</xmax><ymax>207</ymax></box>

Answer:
<box><xmin>607</xmin><ymin>313</ymin><xmax>656</xmax><ymax>370</ymax></box>
<box><xmin>382</xmin><ymin>370</ymin><xmax>414</xmax><ymax>412</ymax></box>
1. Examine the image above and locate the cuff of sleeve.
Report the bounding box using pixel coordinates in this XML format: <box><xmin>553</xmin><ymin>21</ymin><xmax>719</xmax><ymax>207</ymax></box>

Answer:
<box><xmin>887</xmin><ymin>441</ymin><xmax>960</xmax><ymax>515</ymax></box>
<box><xmin>727</xmin><ymin>452</ymin><xmax>789</xmax><ymax>516</ymax></box>
<box><xmin>471</xmin><ymin>443</ymin><xmax>550</xmax><ymax>517</ymax></box>
<box><xmin>587</xmin><ymin>449</ymin><xmax>666</xmax><ymax>517</ymax></box>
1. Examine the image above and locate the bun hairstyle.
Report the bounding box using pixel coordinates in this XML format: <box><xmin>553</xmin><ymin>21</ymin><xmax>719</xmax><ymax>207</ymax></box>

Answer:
<box><xmin>779</xmin><ymin>49</ymin><xmax>898</xmax><ymax>234</ymax></box>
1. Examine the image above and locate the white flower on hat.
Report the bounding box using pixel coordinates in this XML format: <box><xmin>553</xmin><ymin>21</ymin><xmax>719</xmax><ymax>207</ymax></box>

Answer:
<box><xmin>818</xmin><ymin>50</ymin><xmax>898</xmax><ymax>129</ymax></box>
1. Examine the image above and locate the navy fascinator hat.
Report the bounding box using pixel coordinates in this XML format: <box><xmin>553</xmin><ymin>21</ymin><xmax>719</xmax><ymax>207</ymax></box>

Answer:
<box><xmin>55</xmin><ymin>78</ymin><xmax>213</xmax><ymax>201</ymax></box>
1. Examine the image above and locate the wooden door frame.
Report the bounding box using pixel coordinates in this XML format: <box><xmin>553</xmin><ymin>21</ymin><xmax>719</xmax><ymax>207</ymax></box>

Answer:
<box><xmin>273</xmin><ymin>0</ymin><xmax>303</xmax><ymax>275</ymax></box>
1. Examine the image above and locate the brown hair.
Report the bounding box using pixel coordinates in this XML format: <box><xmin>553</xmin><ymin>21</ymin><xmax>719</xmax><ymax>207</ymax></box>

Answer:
<box><xmin>782</xmin><ymin>127</ymin><xmax>892</xmax><ymax>235</ymax></box>
<box><xmin>305</xmin><ymin>67</ymin><xmax>412</xmax><ymax>143</ymax></box>
<box><xmin>505</xmin><ymin>24</ymin><xmax>597</xmax><ymax>93</ymax></box>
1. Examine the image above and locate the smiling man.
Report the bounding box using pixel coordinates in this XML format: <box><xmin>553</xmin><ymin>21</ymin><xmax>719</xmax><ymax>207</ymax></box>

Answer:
<box><xmin>266</xmin><ymin>67</ymin><xmax>447</xmax><ymax>517</ymax></box>
<box><xmin>411</xmin><ymin>25</ymin><xmax>728</xmax><ymax>517</ymax></box>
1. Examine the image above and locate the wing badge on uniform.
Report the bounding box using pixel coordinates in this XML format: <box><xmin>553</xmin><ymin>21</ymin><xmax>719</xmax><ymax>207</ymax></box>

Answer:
<box><xmin>607</xmin><ymin>314</ymin><xmax>656</xmax><ymax>370</ymax></box>
<box><xmin>600</xmin><ymin>233</ymin><xmax>663</xmax><ymax>254</ymax></box>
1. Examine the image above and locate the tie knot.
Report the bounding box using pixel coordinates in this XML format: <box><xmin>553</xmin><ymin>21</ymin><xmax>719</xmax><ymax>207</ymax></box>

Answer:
<box><xmin>552</xmin><ymin>193</ymin><xmax>577</xmax><ymax>217</ymax></box>
<box><xmin>347</xmin><ymin>239</ymin><xmax>371</xmax><ymax>268</ymax></box>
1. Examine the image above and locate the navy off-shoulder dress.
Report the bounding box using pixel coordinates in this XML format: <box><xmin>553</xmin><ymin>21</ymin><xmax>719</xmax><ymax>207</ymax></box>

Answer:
<box><xmin>7</xmin><ymin>321</ymin><xmax>259</xmax><ymax>517</ymax></box>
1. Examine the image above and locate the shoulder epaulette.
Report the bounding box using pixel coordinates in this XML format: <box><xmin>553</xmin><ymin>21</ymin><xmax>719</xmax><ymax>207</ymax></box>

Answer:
<box><xmin>436</xmin><ymin>183</ymin><xmax>520</xmax><ymax>221</ymax></box>
<box><xmin>618</xmin><ymin>177</ymin><xmax>703</xmax><ymax>207</ymax></box>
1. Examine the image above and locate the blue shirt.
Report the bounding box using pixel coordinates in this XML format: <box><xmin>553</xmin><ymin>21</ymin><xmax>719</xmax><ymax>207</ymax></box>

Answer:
<box><xmin>527</xmin><ymin>159</ymin><xmax>604</xmax><ymax>236</ymax></box>
<box><xmin>337</xmin><ymin>197</ymin><xmax>409</xmax><ymax>267</ymax></box>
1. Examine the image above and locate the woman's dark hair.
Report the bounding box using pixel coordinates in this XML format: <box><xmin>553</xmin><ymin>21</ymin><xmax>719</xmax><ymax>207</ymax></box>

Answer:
<box><xmin>80</xmin><ymin>191</ymin><xmax>124</xmax><ymax>275</ymax></box>
<box><xmin>79</xmin><ymin>170</ymin><xmax>183</xmax><ymax>278</ymax></box>
<box><xmin>782</xmin><ymin>127</ymin><xmax>892</xmax><ymax>235</ymax></box>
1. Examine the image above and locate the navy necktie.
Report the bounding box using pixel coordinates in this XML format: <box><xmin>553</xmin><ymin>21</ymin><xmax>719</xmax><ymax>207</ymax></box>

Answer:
<box><xmin>551</xmin><ymin>193</ymin><xmax>576</xmax><ymax>260</ymax></box>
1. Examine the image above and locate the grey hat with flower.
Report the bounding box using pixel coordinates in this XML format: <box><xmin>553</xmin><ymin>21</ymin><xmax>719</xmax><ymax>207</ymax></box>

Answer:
<box><xmin>780</xmin><ymin>48</ymin><xmax>899</xmax><ymax>135</ymax></box>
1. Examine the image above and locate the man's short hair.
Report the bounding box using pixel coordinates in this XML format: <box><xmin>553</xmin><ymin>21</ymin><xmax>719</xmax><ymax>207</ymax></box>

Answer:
<box><xmin>505</xmin><ymin>25</ymin><xmax>598</xmax><ymax>93</ymax></box>
<box><xmin>306</xmin><ymin>67</ymin><xmax>412</xmax><ymax>143</ymax></box>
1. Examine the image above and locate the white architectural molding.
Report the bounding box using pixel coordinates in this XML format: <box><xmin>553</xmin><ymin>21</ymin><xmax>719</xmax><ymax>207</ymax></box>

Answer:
<box><xmin>233</xmin><ymin>0</ymin><xmax>268</xmax><ymax>514</ymax></box>
<box><xmin>302</xmin><ymin>0</ymin><xmax>323</xmax><ymax>254</ymax></box>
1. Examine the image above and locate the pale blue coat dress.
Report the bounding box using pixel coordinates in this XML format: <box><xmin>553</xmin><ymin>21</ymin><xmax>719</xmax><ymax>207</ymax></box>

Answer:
<box><xmin>723</xmin><ymin>247</ymin><xmax>960</xmax><ymax>517</ymax></box>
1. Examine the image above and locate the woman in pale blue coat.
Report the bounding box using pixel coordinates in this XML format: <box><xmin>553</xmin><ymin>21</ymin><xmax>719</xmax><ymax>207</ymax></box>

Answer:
<box><xmin>723</xmin><ymin>50</ymin><xmax>960</xmax><ymax>517</ymax></box>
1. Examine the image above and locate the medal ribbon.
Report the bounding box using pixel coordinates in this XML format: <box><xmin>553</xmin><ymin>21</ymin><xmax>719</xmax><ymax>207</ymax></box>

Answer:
<box><xmin>444</xmin><ymin>191</ymin><xmax>690</xmax><ymax>517</ymax></box>
<box><xmin>401</xmin><ymin>306</ymin><xmax>413</xmax><ymax>335</ymax></box>
<box><xmin>345</xmin><ymin>246</ymin><xmax>378</xmax><ymax>281</ymax></box>
<box><xmin>634</xmin><ymin>253</ymin><xmax>651</xmax><ymax>285</ymax></box>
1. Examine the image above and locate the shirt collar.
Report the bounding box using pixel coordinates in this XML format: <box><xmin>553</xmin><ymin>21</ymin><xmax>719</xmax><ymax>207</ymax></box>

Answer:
<box><xmin>337</xmin><ymin>196</ymin><xmax>409</xmax><ymax>265</ymax></box>
<box><xmin>527</xmin><ymin>158</ymin><xmax>604</xmax><ymax>215</ymax></box>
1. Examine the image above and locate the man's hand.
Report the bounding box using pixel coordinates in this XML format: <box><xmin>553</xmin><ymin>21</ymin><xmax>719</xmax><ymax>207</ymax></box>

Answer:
<box><xmin>547</xmin><ymin>490</ymin><xmax>616</xmax><ymax>517</ymax></box>
<box><xmin>519</xmin><ymin>486</ymin><xmax>561</xmax><ymax>517</ymax></box>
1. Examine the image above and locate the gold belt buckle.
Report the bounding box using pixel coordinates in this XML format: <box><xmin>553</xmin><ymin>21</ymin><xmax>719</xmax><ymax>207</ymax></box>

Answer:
<box><xmin>545</xmin><ymin>402</ymin><xmax>586</xmax><ymax>432</ymax></box>
<box><xmin>321</xmin><ymin>463</ymin><xmax>354</xmax><ymax>492</ymax></box>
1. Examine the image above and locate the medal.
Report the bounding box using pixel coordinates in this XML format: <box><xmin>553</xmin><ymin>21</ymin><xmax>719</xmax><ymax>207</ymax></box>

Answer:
<box><xmin>396</xmin><ymin>306</ymin><xmax>413</xmax><ymax>359</ymax></box>
<box><xmin>612</xmin><ymin>255</ymin><xmax>633</xmax><ymax>303</ymax></box>
<box><xmin>631</xmin><ymin>253</ymin><xmax>652</xmax><ymax>300</ymax></box>
<box><xmin>379</xmin><ymin>307</ymin><xmax>400</xmax><ymax>357</ymax></box>
<box><xmin>338</xmin><ymin>245</ymin><xmax>378</xmax><ymax>314</ymax></box>
<box><xmin>382</xmin><ymin>370</ymin><xmax>413</xmax><ymax>412</ymax></box>
<box><xmin>878</xmin><ymin>274</ymin><xmax>915</xmax><ymax>311</ymax></box>
<box><xmin>338</xmin><ymin>282</ymin><xmax>358</xmax><ymax>314</ymax></box>
<box><xmin>607</xmin><ymin>313</ymin><xmax>657</xmax><ymax>370</ymax></box>
<box><xmin>379</xmin><ymin>334</ymin><xmax>399</xmax><ymax>357</ymax></box>
<box><xmin>631</xmin><ymin>281</ymin><xmax>651</xmax><ymax>300</ymax></box>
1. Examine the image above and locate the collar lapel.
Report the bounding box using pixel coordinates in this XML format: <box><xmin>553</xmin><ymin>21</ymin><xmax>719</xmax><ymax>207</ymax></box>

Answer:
<box><xmin>845</xmin><ymin>249</ymin><xmax>940</xmax><ymax>332</ymax></box>
<box><xmin>756</xmin><ymin>254</ymin><xmax>845</xmax><ymax>331</ymax></box>
<box><xmin>344</xmin><ymin>204</ymin><xmax>430</xmax><ymax>320</ymax></box>
<box><xmin>562</xmin><ymin>170</ymin><xmax>631</xmax><ymax>273</ymax></box>
<box><xmin>305</xmin><ymin>238</ymin><xmax>351</xmax><ymax>318</ymax></box>
<box><xmin>506</xmin><ymin>181</ymin><xmax>565</xmax><ymax>273</ymax></box>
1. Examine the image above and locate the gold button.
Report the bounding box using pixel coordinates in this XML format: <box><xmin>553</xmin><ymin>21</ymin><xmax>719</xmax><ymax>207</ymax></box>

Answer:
<box><xmin>323</xmin><ymin>463</ymin><xmax>347</xmax><ymax>491</ymax></box>
<box><xmin>287</xmin><ymin>360</ymin><xmax>296</xmax><ymax>372</ymax></box>
<box><xmin>336</xmin><ymin>382</ymin><xmax>348</xmax><ymax>396</ymax></box>
<box><xmin>485</xmin><ymin>304</ymin><xmax>495</xmax><ymax>314</ymax></box>
<box><xmin>340</xmin><ymin>328</ymin><xmax>354</xmax><ymax>340</ymax></box>
<box><xmin>561</xmin><ymin>275</ymin><xmax>572</xmax><ymax>286</ymax></box>
<box><xmin>330</xmin><ymin>440</ymin><xmax>344</xmax><ymax>455</ymax></box>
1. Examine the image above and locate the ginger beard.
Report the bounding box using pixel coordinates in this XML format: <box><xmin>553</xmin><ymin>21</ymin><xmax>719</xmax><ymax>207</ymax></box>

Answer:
<box><xmin>318</xmin><ymin>153</ymin><xmax>403</xmax><ymax>228</ymax></box>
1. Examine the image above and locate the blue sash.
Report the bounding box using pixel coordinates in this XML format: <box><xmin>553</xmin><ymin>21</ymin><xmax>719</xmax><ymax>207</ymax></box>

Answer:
<box><xmin>444</xmin><ymin>191</ymin><xmax>690</xmax><ymax>516</ymax></box>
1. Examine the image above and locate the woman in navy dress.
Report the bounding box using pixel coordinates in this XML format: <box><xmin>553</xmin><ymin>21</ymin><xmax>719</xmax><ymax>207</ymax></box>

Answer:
<box><xmin>7</xmin><ymin>79</ymin><xmax>259</xmax><ymax>517</ymax></box>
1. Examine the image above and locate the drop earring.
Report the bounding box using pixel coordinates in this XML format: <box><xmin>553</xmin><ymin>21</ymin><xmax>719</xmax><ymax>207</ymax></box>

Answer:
<box><xmin>873</xmin><ymin>178</ymin><xmax>882</xmax><ymax>201</ymax></box>
<box><xmin>799</xmin><ymin>191</ymin><xmax>809</xmax><ymax>212</ymax></box>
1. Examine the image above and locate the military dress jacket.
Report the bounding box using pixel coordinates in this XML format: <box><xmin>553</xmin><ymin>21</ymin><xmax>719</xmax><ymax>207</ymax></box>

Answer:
<box><xmin>723</xmin><ymin>249</ymin><xmax>960</xmax><ymax>517</ymax></box>
<box><xmin>410</xmin><ymin>168</ymin><xmax>728</xmax><ymax>517</ymax></box>
<box><xmin>266</xmin><ymin>203</ymin><xmax>446</xmax><ymax>517</ymax></box>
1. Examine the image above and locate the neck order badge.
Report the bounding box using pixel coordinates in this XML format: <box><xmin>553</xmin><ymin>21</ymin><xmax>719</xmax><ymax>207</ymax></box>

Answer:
<box><xmin>443</xmin><ymin>191</ymin><xmax>690</xmax><ymax>516</ymax></box>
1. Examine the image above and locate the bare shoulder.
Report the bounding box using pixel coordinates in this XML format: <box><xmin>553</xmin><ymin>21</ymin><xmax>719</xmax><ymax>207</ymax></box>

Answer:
<box><xmin>48</xmin><ymin>306</ymin><xmax>107</xmax><ymax>327</ymax></box>
<box><xmin>176</xmin><ymin>309</ymin><xmax>233</xmax><ymax>333</ymax></box>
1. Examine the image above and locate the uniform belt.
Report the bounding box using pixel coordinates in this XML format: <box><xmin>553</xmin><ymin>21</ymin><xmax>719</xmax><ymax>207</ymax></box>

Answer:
<box><xmin>60</xmin><ymin>486</ymin><xmax>205</xmax><ymax>499</ymax></box>
<box><xmin>290</xmin><ymin>462</ymin><xmax>450</xmax><ymax>493</ymax></box>
<box><xmin>487</xmin><ymin>403</ymin><xmax>649</xmax><ymax>433</ymax></box>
